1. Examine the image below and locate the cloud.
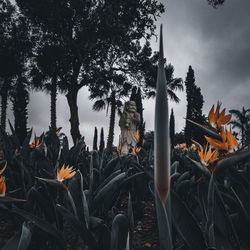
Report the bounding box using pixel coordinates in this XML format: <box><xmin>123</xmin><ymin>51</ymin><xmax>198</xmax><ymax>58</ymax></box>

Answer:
<box><xmin>6</xmin><ymin>0</ymin><xmax>250</xmax><ymax>147</ymax></box>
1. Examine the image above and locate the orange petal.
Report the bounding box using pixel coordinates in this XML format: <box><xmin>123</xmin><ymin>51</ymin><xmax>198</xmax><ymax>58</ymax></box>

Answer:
<box><xmin>0</xmin><ymin>162</ymin><xmax>7</xmax><ymax>175</ymax></box>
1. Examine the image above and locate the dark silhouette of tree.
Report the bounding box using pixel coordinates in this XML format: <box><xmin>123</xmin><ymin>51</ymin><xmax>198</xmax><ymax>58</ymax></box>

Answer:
<box><xmin>99</xmin><ymin>127</ymin><xmax>105</xmax><ymax>153</ymax></box>
<box><xmin>135</xmin><ymin>87</ymin><xmax>145</xmax><ymax>147</ymax></box>
<box><xmin>0</xmin><ymin>0</ymin><xmax>16</xmax><ymax>132</ymax></box>
<box><xmin>0</xmin><ymin>1</ymin><xmax>32</xmax><ymax>144</ymax></box>
<box><xmin>229</xmin><ymin>107</ymin><xmax>250</xmax><ymax>147</ymax></box>
<box><xmin>31</xmin><ymin>38</ymin><xmax>68</xmax><ymax>131</ymax></box>
<box><xmin>11</xmin><ymin>77</ymin><xmax>29</xmax><ymax>144</ymax></box>
<box><xmin>130</xmin><ymin>86</ymin><xmax>137</xmax><ymax>102</ymax></box>
<box><xmin>142</xmin><ymin>49</ymin><xmax>183</xmax><ymax>102</ymax></box>
<box><xmin>130</xmin><ymin>86</ymin><xmax>144</xmax><ymax>145</ymax></box>
<box><xmin>93</xmin><ymin>127</ymin><xmax>98</xmax><ymax>151</ymax></box>
<box><xmin>170</xmin><ymin>108</ymin><xmax>175</xmax><ymax>147</ymax></box>
<box><xmin>184</xmin><ymin>66</ymin><xmax>204</xmax><ymax>146</ymax></box>
<box><xmin>89</xmin><ymin>72</ymin><xmax>131</xmax><ymax>153</ymax></box>
<box><xmin>207</xmin><ymin>0</ymin><xmax>225</xmax><ymax>8</ymax></box>
<box><xmin>16</xmin><ymin>0</ymin><xmax>164</xmax><ymax>144</ymax></box>
<box><xmin>175</xmin><ymin>131</ymin><xmax>185</xmax><ymax>145</ymax></box>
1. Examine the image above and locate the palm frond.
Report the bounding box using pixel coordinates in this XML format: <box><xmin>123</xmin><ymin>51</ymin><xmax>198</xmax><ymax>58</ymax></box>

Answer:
<box><xmin>92</xmin><ymin>100</ymin><xmax>106</xmax><ymax>111</ymax></box>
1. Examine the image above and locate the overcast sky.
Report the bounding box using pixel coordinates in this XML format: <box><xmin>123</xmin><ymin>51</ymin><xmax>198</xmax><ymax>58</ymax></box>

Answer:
<box><xmin>6</xmin><ymin>0</ymin><xmax>250</xmax><ymax>147</ymax></box>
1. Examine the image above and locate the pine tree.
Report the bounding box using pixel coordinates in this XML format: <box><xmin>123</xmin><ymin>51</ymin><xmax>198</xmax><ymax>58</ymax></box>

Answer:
<box><xmin>93</xmin><ymin>127</ymin><xmax>98</xmax><ymax>151</ymax></box>
<box><xmin>184</xmin><ymin>66</ymin><xmax>204</xmax><ymax>146</ymax></box>
<box><xmin>170</xmin><ymin>108</ymin><xmax>175</xmax><ymax>147</ymax></box>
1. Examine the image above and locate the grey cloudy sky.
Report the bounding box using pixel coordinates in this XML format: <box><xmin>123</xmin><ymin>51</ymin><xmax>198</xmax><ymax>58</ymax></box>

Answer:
<box><xmin>7</xmin><ymin>0</ymin><xmax>250</xmax><ymax>146</ymax></box>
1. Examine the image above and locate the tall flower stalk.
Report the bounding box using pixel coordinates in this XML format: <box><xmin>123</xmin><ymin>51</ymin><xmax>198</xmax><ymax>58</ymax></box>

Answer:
<box><xmin>154</xmin><ymin>25</ymin><xmax>172</xmax><ymax>250</ymax></box>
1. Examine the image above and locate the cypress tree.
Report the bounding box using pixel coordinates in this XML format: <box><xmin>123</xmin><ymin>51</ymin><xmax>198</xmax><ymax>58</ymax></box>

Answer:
<box><xmin>184</xmin><ymin>66</ymin><xmax>204</xmax><ymax>146</ymax></box>
<box><xmin>99</xmin><ymin>127</ymin><xmax>105</xmax><ymax>153</ymax></box>
<box><xmin>170</xmin><ymin>108</ymin><xmax>175</xmax><ymax>147</ymax></box>
<box><xmin>93</xmin><ymin>127</ymin><xmax>98</xmax><ymax>151</ymax></box>
<box><xmin>130</xmin><ymin>86</ymin><xmax>137</xmax><ymax>102</ymax></box>
<box><xmin>136</xmin><ymin>87</ymin><xmax>145</xmax><ymax>146</ymax></box>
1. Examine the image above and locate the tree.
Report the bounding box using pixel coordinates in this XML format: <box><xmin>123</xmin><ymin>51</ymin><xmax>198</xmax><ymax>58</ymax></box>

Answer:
<box><xmin>11</xmin><ymin>77</ymin><xmax>29</xmax><ymax>144</ymax></box>
<box><xmin>93</xmin><ymin>127</ymin><xmax>98</xmax><ymax>151</ymax></box>
<box><xmin>99</xmin><ymin>127</ymin><xmax>105</xmax><ymax>153</ymax></box>
<box><xmin>135</xmin><ymin>87</ymin><xmax>145</xmax><ymax>146</ymax></box>
<box><xmin>184</xmin><ymin>66</ymin><xmax>204</xmax><ymax>146</ymax></box>
<box><xmin>170</xmin><ymin>108</ymin><xmax>175</xmax><ymax>147</ymax></box>
<box><xmin>16</xmin><ymin>0</ymin><xmax>164</xmax><ymax>144</ymax></box>
<box><xmin>207</xmin><ymin>0</ymin><xmax>225</xmax><ymax>8</ymax></box>
<box><xmin>89</xmin><ymin>72</ymin><xmax>132</xmax><ymax>153</ymax></box>
<box><xmin>31</xmin><ymin>37</ymin><xmax>68</xmax><ymax>131</ymax></box>
<box><xmin>143</xmin><ymin>54</ymin><xmax>184</xmax><ymax>103</ymax></box>
<box><xmin>229</xmin><ymin>107</ymin><xmax>250</xmax><ymax>147</ymax></box>
<box><xmin>130</xmin><ymin>86</ymin><xmax>144</xmax><ymax>146</ymax></box>
<box><xmin>0</xmin><ymin>1</ymin><xmax>32</xmax><ymax>144</ymax></box>
<box><xmin>0</xmin><ymin>0</ymin><xmax>16</xmax><ymax>132</ymax></box>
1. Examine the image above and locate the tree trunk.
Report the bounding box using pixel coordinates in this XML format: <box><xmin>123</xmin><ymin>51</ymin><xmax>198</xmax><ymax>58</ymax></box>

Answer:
<box><xmin>0</xmin><ymin>90</ymin><xmax>7</xmax><ymax>132</ymax></box>
<box><xmin>106</xmin><ymin>92</ymin><xmax>116</xmax><ymax>153</ymax></box>
<box><xmin>242</xmin><ymin>124</ymin><xmax>245</xmax><ymax>147</ymax></box>
<box><xmin>66</xmin><ymin>88</ymin><xmax>81</xmax><ymax>144</ymax></box>
<box><xmin>13</xmin><ymin>79</ymin><xmax>28</xmax><ymax>144</ymax></box>
<box><xmin>50</xmin><ymin>76</ymin><xmax>57</xmax><ymax>131</ymax></box>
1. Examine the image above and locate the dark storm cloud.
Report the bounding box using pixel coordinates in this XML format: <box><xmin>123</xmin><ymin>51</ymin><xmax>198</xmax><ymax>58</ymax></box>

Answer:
<box><xmin>151</xmin><ymin>0</ymin><xmax>250</xmax><ymax>131</ymax></box>
<box><xmin>7</xmin><ymin>0</ymin><xmax>250</xmax><ymax>146</ymax></box>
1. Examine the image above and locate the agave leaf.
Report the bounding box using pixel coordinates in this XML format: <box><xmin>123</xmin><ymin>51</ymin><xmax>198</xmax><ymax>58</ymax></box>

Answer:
<box><xmin>121</xmin><ymin>172</ymin><xmax>145</xmax><ymax>186</ymax></box>
<box><xmin>93</xmin><ymin>172</ymin><xmax>126</xmax><ymax>204</ymax></box>
<box><xmin>176</xmin><ymin>171</ymin><xmax>190</xmax><ymax>185</ymax></box>
<box><xmin>89</xmin><ymin>216</ymin><xmax>104</xmax><ymax>230</ymax></box>
<box><xmin>56</xmin><ymin>204</ymin><xmax>98</xmax><ymax>249</ymax></box>
<box><xmin>17</xmin><ymin>222</ymin><xmax>32</xmax><ymax>250</ymax></box>
<box><xmin>0</xmin><ymin>196</ymin><xmax>26</xmax><ymax>203</ymax></box>
<box><xmin>89</xmin><ymin>152</ymin><xmax>94</xmax><ymax>206</ymax></box>
<box><xmin>2</xmin><ymin>231</ymin><xmax>21</xmax><ymax>250</ymax></box>
<box><xmin>12</xmin><ymin>207</ymin><xmax>66</xmax><ymax>249</ymax></box>
<box><xmin>186</xmin><ymin>119</ymin><xmax>221</xmax><ymax>140</ymax></box>
<box><xmin>35</xmin><ymin>177</ymin><xmax>69</xmax><ymax>192</ymax></box>
<box><xmin>207</xmin><ymin>176</ymin><xmax>215</xmax><ymax>248</ymax></box>
<box><xmin>186</xmin><ymin>156</ymin><xmax>211</xmax><ymax>177</ymax></box>
<box><xmin>171</xmin><ymin>191</ymin><xmax>207</xmax><ymax>250</ymax></box>
<box><xmin>213</xmin><ymin>184</ymin><xmax>241</xmax><ymax>249</ymax></box>
<box><xmin>78</xmin><ymin>170</ymin><xmax>90</xmax><ymax>229</ymax></box>
<box><xmin>155</xmin><ymin>188</ymin><xmax>172</xmax><ymax>249</ymax></box>
<box><xmin>230</xmin><ymin>187</ymin><xmax>249</xmax><ymax>220</ymax></box>
<box><xmin>170</xmin><ymin>161</ymin><xmax>179</xmax><ymax>175</ymax></box>
<box><xmin>175</xmin><ymin>179</ymin><xmax>192</xmax><ymax>194</ymax></box>
<box><xmin>215</xmin><ymin>149</ymin><xmax>250</xmax><ymax>172</ymax></box>
<box><xmin>103</xmin><ymin>156</ymin><xmax>121</xmax><ymax>178</ymax></box>
<box><xmin>111</xmin><ymin>214</ymin><xmax>129</xmax><ymax>250</ymax></box>
<box><xmin>94</xmin><ymin>169</ymin><xmax>122</xmax><ymax>195</ymax></box>
<box><xmin>128</xmin><ymin>192</ymin><xmax>134</xmax><ymax>249</ymax></box>
<box><xmin>98</xmin><ymin>224</ymin><xmax>111</xmax><ymax>250</ymax></box>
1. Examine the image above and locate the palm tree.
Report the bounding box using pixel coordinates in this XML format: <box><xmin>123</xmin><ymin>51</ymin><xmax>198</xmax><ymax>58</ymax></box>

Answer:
<box><xmin>89</xmin><ymin>72</ymin><xmax>132</xmax><ymax>153</ymax></box>
<box><xmin>144</xmin><ymin>61</ymin><xmax>183</xmax><ymax>103</ymax></box>
<box><xmin>31</xmin><ymin>41</ymin><xmax>66</xmax><ymax>131</ymax></box>
<box><xmin>229</xmin><ymin>107</ymin><xmax>250</xmax><ymax>146</ymax></box>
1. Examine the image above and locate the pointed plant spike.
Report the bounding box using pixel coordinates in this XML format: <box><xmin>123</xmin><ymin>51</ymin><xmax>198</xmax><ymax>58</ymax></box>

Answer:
<box><xmin>78</xmin><ymin>170</ymin><xmax>90</xmax><ymax>229</ymax></box>
<box><xmin>17</xmin><ymin>222</ymin><xmax>32</xmax><ymax>250</ymax></box>
<box><xmin>186</xmin><ymin>119</ymin><xmax>221</xmax><ymax>140</ymax></box>
<box><xmin>215</xmin><ymin>148</ymin><xmax>250</xmax><ymax>173</ymax></box>
<box><xmin>128</xmin><ymin>192</ymin><xmax>134</xmax><ymax>249</ymax></box>
<box><xmin>154</xmin><ymin>24</ymin><xmax>170</xmax><ymax>206</ymax></box>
